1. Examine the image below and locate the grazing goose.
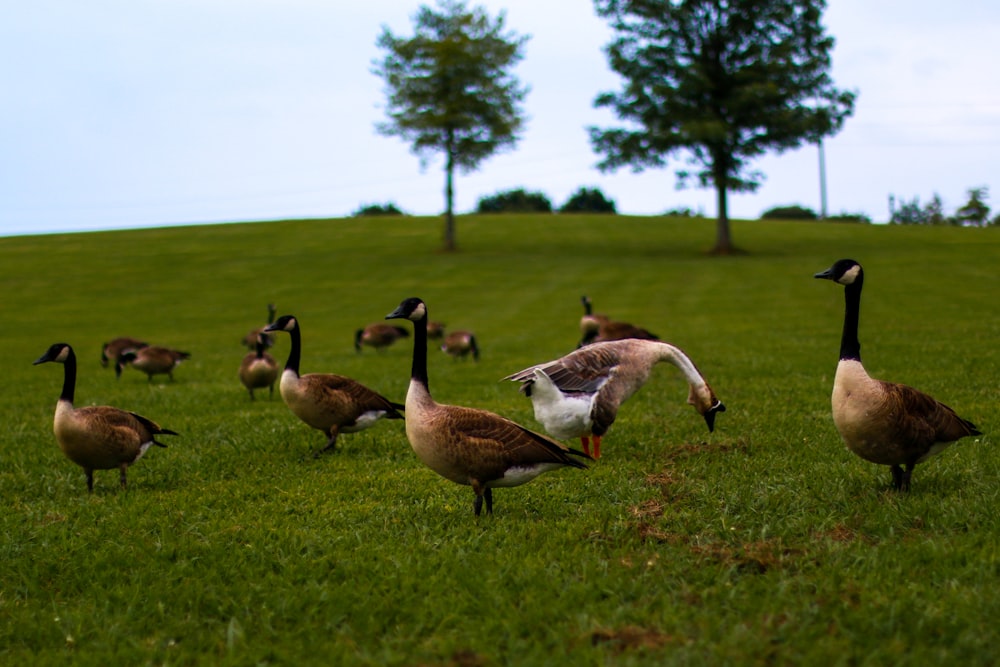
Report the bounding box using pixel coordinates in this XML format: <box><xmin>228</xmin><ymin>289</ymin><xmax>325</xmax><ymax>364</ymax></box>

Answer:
<box><xmin>579</xmin><ymin>295</ymin><xmax>659</xmax><ymax>347</ymax></box>
<box><xmin>354</xmin><ymin>323</ymin><xmax>410</xmax><ymax>353</ymax></box>
<box><xmin>426</xmin><ymin>321</ymin><xmax>447</xmax><ymax>339</ymax></box>
<box><xmin>239</xmin><ymin>333</ymin><xmax>280</xmax><ymax>400</ymax></box>
<box><xmin>441</xmin><ymin>330</ymin><xmax>479</xmax><ymax>361</ymax></box>
<box><xmin>503</xmin><ymin>339</ymin><xmax>725</xmax><ymax>459</ymax></box>
<box><xmin>34</xmin><ymin>343</ymin><xmax>177</xmax><ymax>492</ymax></box>
<box><xmin>115</xmin><ymin>346</ymin><xmax>190</xmax><ymax>382</ymax></box>
<box><xmin>815</xmin><ymin>258</ymin><xmax>981</xmax><ymax>491</ymax></box>
<box><xmin>386</xmin><ymin>297</ymin><xmax>591</xmax><ymax>516</ymax></box>
<box><xmin>264</xmin><ymin>315</ymin><xmax>404</xmax><ymax>455</ymax></box>
<box><xmin>243</xmin><ymin>303</ymin><xmax>277</xmax><ymax>350</ymax></box>
<box><xmin>101</xmin><ymin>337</ymin><xmax>148</xmax><ymax>368</ymax></box>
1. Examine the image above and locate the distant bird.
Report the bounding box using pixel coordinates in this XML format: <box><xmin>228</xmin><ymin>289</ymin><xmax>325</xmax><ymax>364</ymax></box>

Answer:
<box><xmin>354</xmin><ymin>323</ymin><xmax>410</xmax><ymax>353</ymax></box>
<box><xmin>243</xmin><ymin>303</ymin><xmax>277</xmax><ymax>350</ymax></box>
<box><xmin>116</xmin><ymin>346</ymin><xmax>190</xmax><ymax>382</ymax></box>
<box><xmin>815</xmin><ymin>258</ymin><xmax>981</xmax><ymax>491</ymax></box>
<box><xmin>100</xmin><ymin>337</ymin><xmax>148</xmax><ymax>368</ymax></box>
<box><xmin>503</xmin><ymin>339</ymin><xmax>725</xmax><ymax>459</ymax></box>
<box><xmin>239</xmin><ymin>333</ymin><xmax>280</xmax><ymax>400</ymax></box>
<box><xmin>441</xmin><ymin>330</ymin><xmax>479</xmax><ymax>361</ymax></box>
<box><xmin>34</xmin><ymin>343</ymin><xmax>177</xmax><ymax>492</ymax></box>
<box><xmin>264</xmin><ymin>315</ymin><xmax>404</xmax><ymax>455</ymax></box>
<box><xmin>579</xmin><ymin>295</ymin><xmax>658</xmax><ymax>347</ymax></box>
<box><xmin>426</xmin><ymin>321</ymin><xmax>447</xmax><ymax>339</ymax></box>
<box><xmin>386</xmin><ymin>297</ymin><xmax>591</xmax><ymax>516</ymax></box>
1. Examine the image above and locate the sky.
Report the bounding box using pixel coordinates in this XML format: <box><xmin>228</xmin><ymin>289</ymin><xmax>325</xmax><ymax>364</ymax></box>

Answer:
<box><xmin>2</xmin><ymin>1</ymin><xmax>999</xmax><ymax>236</ymax></box>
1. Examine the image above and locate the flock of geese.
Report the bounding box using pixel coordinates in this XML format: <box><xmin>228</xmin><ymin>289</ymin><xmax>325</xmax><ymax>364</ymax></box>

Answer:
<box><xmin>33</xmin><ymin>259</ymin><xmax>983</xmax><ymax>513</ymax></box>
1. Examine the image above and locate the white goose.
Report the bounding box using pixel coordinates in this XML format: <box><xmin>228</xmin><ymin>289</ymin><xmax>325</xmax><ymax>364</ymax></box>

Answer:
<box><xmin>815</xmin><ymin>258</ymin><xmax>981</xmax><ymax>490</ymax></box>
<box><xmin>503</xmin><ymin>339</ymin><xmax>725</xmax><ymax>458</ymax></box>
<box><xmin>386</xmin><ymin>297</ymin><xmax>591</xmax><ymax>516</ymax></box>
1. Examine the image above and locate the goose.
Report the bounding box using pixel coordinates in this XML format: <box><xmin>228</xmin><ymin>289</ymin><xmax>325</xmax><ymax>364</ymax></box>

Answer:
<box><xmin>815</xmin><ymin>258</ymin><xmax>981</xmax><ymax>491</ymax></box>
<box><xmin>426</xmin><ymin>321</ymin><xmax>447</xmax><ymax>339</ymax></box>
<box><xmin>386</xmin><ymin>297</ymin><xmax>591</xmax><ymax>516</ymax></box>
<box><xmin>579</xmin><ymin>295</ymin><xmax>659</xmax><ymax>347</ymax></box>
<box><xmin>441</xmin><ymin>330</ymin><xmax>479</xmax><ymax>361</ymax></box>
<box><xmin>503</xmin><ymin>339</ymin><xmax>725</xmax><ymax>459</ymax></box>
<box><xmin>34</xmin><ymin>343</ymin><xmax>177</xmax><ymax>492</ymax></box>
<box><xmin>354</xmin><ymin>323</ymin><xmax>410</xmax><ymax>353</ymax></box>
<box><xmin>100</xmin><ymin>337</ymin><xmax>148</xmax><ymax>368</ymax></box>
<box><xmin>243</xmin><ymin>303</ymin><xmax>277</xmax><ymax>350</ymax></box>
<box><xmin>115</xmin><ymin>346</ymin><xmax>190</xmax><ymax>381</ymax></box>
<box><xmin>264</xmin><ymin>315</ymin><xmax>404</xmax><ymax>455</ymax></box>
<box><xmin>239</xmin><ymin>333</ymin><xmax>280</xmax><ymax>400</ymax></box>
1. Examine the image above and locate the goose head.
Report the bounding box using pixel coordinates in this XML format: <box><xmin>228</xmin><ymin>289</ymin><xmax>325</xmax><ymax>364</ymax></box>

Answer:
<box><xmin>386</xmin><ymin>297</ymin><xmax>427</xmax><ymax>323</ymax></box>
<box><xmin>814</xmin><ymin>259</ymin><xmax>863</xmax><ymax>286</ymax></box>
<box><xmin>34</xmin><ymin>343</ymin><xmax>72</xmax><ymax>366</ymax></box>
<box><xmin>264</xmin><ymin>315</ymin><xmax>298</xmax><ymax>333</ymax></box>
<box><xmin>688</xmin><ymin>384</ymin><xmax>726</xmax><ymax>432</ymax></box>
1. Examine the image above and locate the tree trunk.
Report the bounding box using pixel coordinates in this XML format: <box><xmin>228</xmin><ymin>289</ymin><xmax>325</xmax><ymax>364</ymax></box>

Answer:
<box><xmin>710</xmin><ymin>152</ymin><xmax>734</xmax><ymax>255</ymax></box>
<box><xmin>443</xmin><ymin>142</ymin><xmax>457</xmax><ymax>252</ymax></box>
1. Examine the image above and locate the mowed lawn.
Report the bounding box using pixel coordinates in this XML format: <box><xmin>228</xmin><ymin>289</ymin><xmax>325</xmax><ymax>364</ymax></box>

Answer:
<box><xmin>1</xmin><ymin>215</ymin><xmax>998</xmax><ymax>665</ymax></box>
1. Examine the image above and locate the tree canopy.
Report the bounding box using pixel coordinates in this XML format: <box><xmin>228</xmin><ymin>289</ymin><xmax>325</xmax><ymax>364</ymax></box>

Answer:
<box><xmin>590</xmin><ymin>0</ymin><xmax>855</xmax><ymax>253</ymax></box>
<box><xmin>373</xmin><ymin>0</ymin><xmax>529</xmax><ymax>251</ymax></box>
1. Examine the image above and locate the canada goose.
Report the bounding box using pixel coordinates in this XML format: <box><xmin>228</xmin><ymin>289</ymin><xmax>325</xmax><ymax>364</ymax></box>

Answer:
<box><xmin>354</xmin><ymin>323</ymin><xmax>410</xmax><ymax>353</ymax></box>
<box><xmin>115</xmin><ymin>346</ymin><xmax>190</xmax><ymax>381</ymax></box>
<box><xmin>243</xmin><ymin>303</ymin><xmax>277</xmax><ymax>350</ymax></box>
<box><xmin>239</xmin><ymin>333</ymin><xmax>280</xmax><ymax>400</ymax></box>
<box><xmin>34</xmin><ymin>343</ymin><xmax>177</xmax><ymax>492</ymax></box>
<box><xmin>579</xmin><ymin>295</ymin><xmax>658</xmax><ymax>347</ymax></box>
<box><xmin>386</xmin><ymin>297</ymin><xmax>591</xmax><ymax>516</ymax></box>
<box><xmin>426</xmin><ymin>321</ymin><xmax>447</xmax><ymax>339</ymax></box>
<box><xmin>441</xmin><ymin>330</ymin><xmax>479</xmax><ymax>361</ymax></box>
<box><xmin>100</xmin><ymin>337</ymin><xmax>148</xmax><ymax>368</ymax></box>
<box><xmin>503</xmin><ymin>339</ymin><xmax>725</xmax><ymax>459</ymax></box>
<box><xmin>815</xmin><ymin>259</ymin><xmax>982</xmax><ymax>491</ymax></box>
<box><xmin>264</xmin><ymin>315</ymin><xmax>404</xmax><ymax>455</ymax></box>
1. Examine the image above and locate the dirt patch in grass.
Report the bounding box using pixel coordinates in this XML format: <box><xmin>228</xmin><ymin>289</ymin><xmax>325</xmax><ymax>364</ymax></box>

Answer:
<box><xmin>589</xmin><ymin>625</ymin><xmax>675</xmax><ymax>654</ymax></box>
<box><xmin>689</xmin><ymin>539</ymin><xmax>806</xmax><ymax>574</ymax></box>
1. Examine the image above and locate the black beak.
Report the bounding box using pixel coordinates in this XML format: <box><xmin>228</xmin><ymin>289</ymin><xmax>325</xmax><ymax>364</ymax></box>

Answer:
<box><xmin>814</xmin><ymin>268</ymin><xmax>835</xmax><ymax>280</ymax></box>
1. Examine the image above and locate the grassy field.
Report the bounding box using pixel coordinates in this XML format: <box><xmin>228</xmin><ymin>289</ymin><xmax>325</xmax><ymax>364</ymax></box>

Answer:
<box><xmin>1</xmin><ymin>215</ymin><xmax>998</xmax><ymax>665</ymax></box>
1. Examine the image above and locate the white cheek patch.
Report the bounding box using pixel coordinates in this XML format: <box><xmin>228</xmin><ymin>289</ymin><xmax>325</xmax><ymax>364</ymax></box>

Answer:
<box><xmin>838</xmin><ymin>264</ymin><xmax>861</xmax><ymax>285</ymax></box>
<box><xmin>412</xmin><ymin>303</ymin><xmax>426</xmax><ymax>321</ymax></box>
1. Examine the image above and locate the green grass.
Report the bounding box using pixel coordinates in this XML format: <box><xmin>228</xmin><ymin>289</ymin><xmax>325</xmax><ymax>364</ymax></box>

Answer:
<box><xmin>1</xmin><ymin>215</ymin><xmax>998</xmax><ymax>665</ymax></box>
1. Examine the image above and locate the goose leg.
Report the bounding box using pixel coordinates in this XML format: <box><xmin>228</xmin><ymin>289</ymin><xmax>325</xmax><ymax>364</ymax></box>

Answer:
<box><xmin>119</xmin><ymin>464</ymin><xmax>128</xmax><ymax>489</ymax></box>
<box><xmin>484</xmin><ymin>488</ymin><xmax>493</xmax><ymax>515</ymax></box>
<box><xmin>315</xmin><ymin>430</ymin><xmax>339</xmax><ymax>457</ymax></box>
<box><xmin>890</xmin><ymin>465</ymin><xmax>904</xmax><ymax>491</ymax></box>
<box><xmin>593</xmin><ymin>435</ymin><xmax>602</xmax><ymax>459</ymax></box>
<box><xmin>86</xmin><ymin>469</ymin><xmax>95</xmax><ymax>493</ymax></box>
<box><xmin>901</xmin><ymin>463</ymin><xmax>915</xmax><ymax>492</ymax></box>
<box><xmin>581</xmin><ymin>436</ymin><xmax>591</xmax><ymax>458</ymax></box>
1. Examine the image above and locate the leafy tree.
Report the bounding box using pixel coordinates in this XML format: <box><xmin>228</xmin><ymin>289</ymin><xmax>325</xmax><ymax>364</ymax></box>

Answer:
<box><xmin>761</xmin><ymin>204</ymin><xmax>817</xmax><ymax>220</ymax></box>
<box><xmin>559</xmin><ymin>187</ymin><xmax>617</xmax><ymax>213</ymax></box>
<box><xmin>476</xmin><ymin>188</ymin><xmax>552</xmax><ymax>213</ymax></box>
<box><xmin>373</xmin><ymin>0</ymin><xmax>529</xmax><ymax>251</ymax></box>
<box><xmin>955</xmin><ymin>187</ymin><xmax>990</xmax><ymax>227</ymax></box>
<box><xmin>352</xmin><ymin>202</ymin><xmax>407</xmax><ymax>217</ymax></box>
<box><xmin>590</xmin><ymin>0</ymin><xmax>855</xmax><ymax>254</ymax></box>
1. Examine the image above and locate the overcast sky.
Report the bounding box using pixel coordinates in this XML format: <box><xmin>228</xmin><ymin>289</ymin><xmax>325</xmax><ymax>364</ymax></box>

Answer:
<box><xmin>2</xmin><ymin>1</ymin><xmax>998</xmax><ymax>236</ymax></box>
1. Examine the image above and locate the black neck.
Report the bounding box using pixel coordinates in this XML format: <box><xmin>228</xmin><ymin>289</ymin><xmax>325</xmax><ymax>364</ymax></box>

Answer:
<box><xmin>839</xmin><ymin>277</ymin><xmax>863</xmax><ymax>362</ymax></box>
<box><xmin>411</xmin><ymin>313</ymin><xmax>430</xmax><ymax>390</ymax></box>
<box><xmin>61</xmin><ymin>347</ymin><xmax>77</xmax><ymax>403</ymax></box>
<box><xmin>284</xmin><ymin>323</ymin><xmax>302</xmax><ymax>375</ymax></box>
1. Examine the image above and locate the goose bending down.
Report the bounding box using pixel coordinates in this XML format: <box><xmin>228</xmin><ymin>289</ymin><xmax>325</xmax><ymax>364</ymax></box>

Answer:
<box><xmin>243</xmin><ymin>303</ymin><xmax>277</xmax><ymax>350</ymax></box>
<box><xmin>116</xmin><ymin>346</ymin><xmax>190</xmax><ymax>381</ymax></box>
<box><xmin>386</xmin><ymin>297</ymin><xmax>592</xmax><ymax>516</ymax></box>
<box><xmin>579</xmin><ymin>295</ymin><xmax>658</xmax><ymax>347</ymax></box>
<box><xmin>101</xmin><ymin>337</ymin><xmax>148</xmax><ymax>368</ymax></box>
<box><xmin>34</xmin><ymin>343</ymin><xmax>177</xmax><ymax>492</ymax></box>
<box><xmin>503</xmin><ymin>339</ymin><xmax>725</xmax><ymax>459</ymax></box>
<box><xmin>815</xmin><ymin>259</ymin><xmax>981</xmax><ymax>491</ymax></box>
<box><xmin>355</xmin><ymin>323</ymin><xmax>410</xmax><ymax>353</ymax></box>
<box><xmin>239</xmin><ymin>333</ymin><xmax>280</xmax><ymax>400</ymax></box>
<box><xmin>264</xmin><ymin>315</ymin><xmax>404</xmax><ymax>455</ymax></box>
<box><xmin>441</xmin><ymin>330</ymin><xmax>479</xmax><ymax>361</ymax></box>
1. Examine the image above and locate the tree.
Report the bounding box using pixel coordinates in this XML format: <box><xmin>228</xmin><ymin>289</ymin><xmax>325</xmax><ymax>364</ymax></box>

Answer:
<box><xmin>477</xmin><ymin>188</ymin><xmax>552</xmax><ymax>213</ymax></box>
<box><xmin>560</xmin><ymin>187</ymin><xmax>617</xmax><ymax>213</ymax></box>
<box><xmin>373</xmin><ymin>0</ymin><xmax>529</xmax><ymax>251</ymax></box>
<box><xmin>590</xmin><ymin>0</ymin><xmax>855</xmax><ymax>254</ymax></box>
<box><xmin>955</xmin><ymin>187</ymin><xmax>990</xmax><ymax>227</ymax></box>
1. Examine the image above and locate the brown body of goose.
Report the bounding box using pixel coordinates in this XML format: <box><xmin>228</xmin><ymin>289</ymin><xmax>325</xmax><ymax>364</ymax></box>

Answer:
<box><xmin>116</xmin><ymin>346</ymin><xmax>190</xmax><ymax>381</ymax></box>
<box><xmin>579</xmin><ymin>295</ymin><xmax>658</xmax><ymax>347</ymax></box>
<box><xmin>441</xmin><ymin>330</ymin><xmax>479</xmax><ymax>360</ymax></box>
<box><xmin>34</xmin><ymin>343</ymin><xmax>177</xmax><ymax>492</ymax></box>
<box><xmin>504</xmin><ymin>339</ymin><xmax>725</xmax><ymax>459</ymax></box>
<box><xmin>386</xmin><ymin>297</ymin><xmax>591</xmax><ymax>516</ymax></box>
<box><xmin>239</xmin><ymin>333</ymin><xmax>280</xmax><ymax>400</ymax></box>
<box><xmin>426</xmin><ymin>321</ymin><xmax>447</xmax><ymax>339</ymax></box>
<box><xmin>355</xmin><ymin>323</ymin><xmax>410</xmax><ymax>353</ymax></box>
<box><xmin>264</xmin><ymin>315</ymin><xmax>404</xmax><ymax>455</ymax></box>
<box><xmin>815</xmin><ymin>259</ymin><xmax>981</xmax><ymax>491</ymax></box>
<box><xmin>101</xmin><ymin>337</ymin><xmax>148</xmax><ymax>368</ymax></box>
<box><xmin>243</xmin><ymin>303</ymin><xmax>277</xmax><ymax>350</ymax></box>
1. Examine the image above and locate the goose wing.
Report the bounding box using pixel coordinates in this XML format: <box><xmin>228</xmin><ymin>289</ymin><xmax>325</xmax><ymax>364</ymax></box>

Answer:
<box><xmin>506</xmin><ymin>343</ymin><xmax>623</xmax><ymax>395</ymax></box>
<box><xmin>879</xmin><ymin>380</ymin><xmax>981</xmax><ymax>448</ymax></box>
<box><xmin>306</xmin><ymin>373</ymin><xmax>404</xmax><ymax>416</ymax></box>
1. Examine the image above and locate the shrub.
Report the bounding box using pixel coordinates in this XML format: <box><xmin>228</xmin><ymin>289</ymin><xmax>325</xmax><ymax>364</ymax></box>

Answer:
<box><xmin>825</xmin><ymin>212</ymin><xmax>872</xmax><ymax>224</ymax></box>
<box><xmin>476</xmin><ymin>188</ymin><xmax>553</xmax><ymax>213</ymax></box>
<box><xmin>353</xmin><ymin>202</ymin><xmax>406</xmax><ymax>217</ymax></box>
<box><xmin>559</xmin><ymin>187</ymin><xmax>616</xmax><ymax>213</ymax></box>
<box><xmin>760</xmin><ymin>204</ymin><xmax>818</xmax><ymax>220</ymax></box>
<box><xmin>662</xmin><ymin>206</ymin><xmax>703</xmax><ymax>218</ymax></box>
